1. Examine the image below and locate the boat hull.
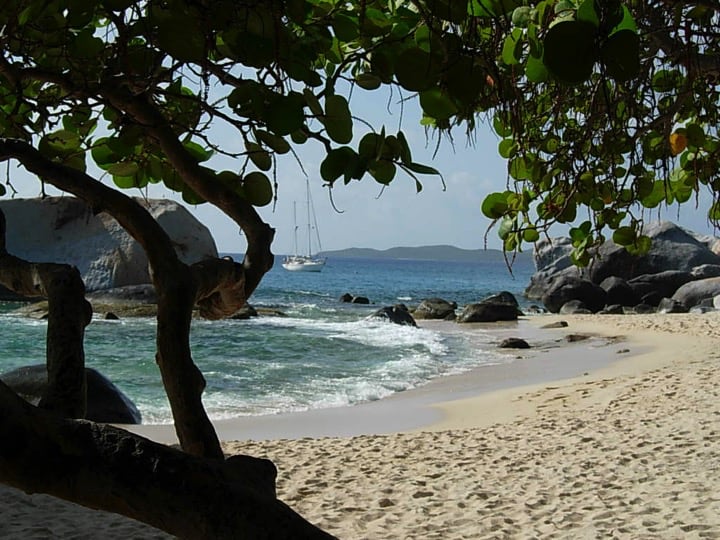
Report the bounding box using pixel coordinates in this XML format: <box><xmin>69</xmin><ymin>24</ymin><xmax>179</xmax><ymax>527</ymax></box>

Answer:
<box><xmin>282</xmin><ymin>257</ymin><xmax>326</xmax><ymax>272</ymax></box>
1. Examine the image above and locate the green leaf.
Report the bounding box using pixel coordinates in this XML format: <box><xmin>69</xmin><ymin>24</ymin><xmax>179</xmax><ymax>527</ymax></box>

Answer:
<box><xmin>321</xmin><ymin>147</ymin><xmax>357</xmax><ymax>183</ymax></box>
<box><xmin>601</xmin><ymin>30</ymin><xmax>640</xmax><ymax>82</ymax></box>
<box><xmin>266</xmin><ymin>93</ymin><xmax>305</xmax><ymax>136</ymax></box>
<box><xmin>576</xmin><ymin>0</ymin><xmax>599</xmax><ymax>27</ymax></box>
<box><xmin>481</xmin><ymin>192</ymin><xmax>509</xmax><ymax>219</ymax></box>
<box><xmin>526</xmin><ymin>55</ymin><xmax>549</xmax><ymax>83</ymax></box>
<box><xmin>246</xmin><ymin>142</ymin><xmax>272</xmax><ymax>171</ymax></box>
<box><xmin>523</xmin><ymin>227</ymin><xmax>540</xmax><ymax>242</ymax></box>
<box><xmin>183</xmin><ymin>140</ymin><xmax>212</xmax><ymax>162</ymax></box>
<box><xmin>685</xmin><ymin>123</ymin><xmax>706</xmax><ymax>147</ymax></box>
<box><xmin>709</xmin><ymin>201</ymin><xmax>720</xmax><ymax>222</ymax></box>
<box><xmin>397</xmin><ymin>131</ymin><xmax>412</xmax><ymax>164</ymax></box>
<box><xmin>324</xmin><ymin>95</ymin><xmax>353</xmax><ymax>144</ymax></box>
<box><xmin>404</xmin><ymin>162</ymin><xmax>440</xmax><ymax>176</ymax></box>
<box><xmin>543</xmin><ymin>21</ymin><xmax>598</xmax><ymax>85</ymax></box>
<box><xmin>498</xmin><ymin>216</ymin><xmax>515</xmax><ymax>239</ymax></box>
<box><xmin>355</xmin><ymin>73</ymin><xmax>382</xmax><ymax>90</ymax></box>
<box><xmin>113</xmin><ymin>174</ymin><xmax>143</xmax><ymax>189</ymax></box>
<box><xmin>0</xmin><ymin>184</ymin><xmax>6</xmax><ymax>196</ymax></box>
<box><xmin>369</xmin><ymin>159</ymin><xmax>397</xmax><ymax>185</ymax></box>
<box><xmin>612</xmin><ymin>226</ymin><xmax>636</xmax><ymax>246</ymax></box>
<box><xmin>242</xmin><ymin>171</ymin><xmax>273</xmax><ymax>206</ymax></box>
<box><xmin>39</xmin><ymin>130</ymin><xmax>81</xmax><ymax>157</ymax></box>
<box><xmin>255</xmin><ymin>130</ymin><xmax>291</xmax><ymax>154</ymax></box>
<box><xmin>156</xmin><ymin>13</ymin><xmax>204</xmax><ymax>63</ymax></box>
<box><xmin>331</xmin><ymin>13</ymin><xmax>359</xmax><ymax>41</ymax></box>
<box><xmin>395</xmin><ymin>47</ymin><xmax>440</xmax><ymax>91</ymax></box>
<box><xmin>498</xmin><ymin>139</ymin><xmax>517</xmax><ymax>159</ymax></box>
<box><xmin>501</xmin><ymin>28</ymin><xmax>523</xmax><ymax>65</ymax></box>
<box><xmin>107</xmin><ymin>161</ymin><xmax>139</xmax><ymax>177</ymax></box>
<box><xmin>358</xmin><ymin>133</ymin><xmax>384</xmax><ymax>160</ymax></box>
<box><xmin>419</xmin><ymin>88</ymin><xmax>458</xmax><ymax>120</ymax></box>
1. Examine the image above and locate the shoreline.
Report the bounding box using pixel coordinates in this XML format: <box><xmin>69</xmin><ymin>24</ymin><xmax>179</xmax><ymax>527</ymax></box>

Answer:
<box><xmin>127</xmin><ymin>315</ymin><xmax>633</xmax><ymax>443</ymax></box>
<box><xmin>2</xmin><ymin>312</ymin><xmax>719</xmax><ymax>538</ymax></box>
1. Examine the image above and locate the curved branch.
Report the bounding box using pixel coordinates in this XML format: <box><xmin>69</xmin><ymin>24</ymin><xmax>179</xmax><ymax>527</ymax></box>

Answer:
<box><xmin>0</xmin><ymin>381</ymin><xmax>335</xmax><ymax>539</ymax></box>
<box><xmin>0</xmin><ymin>139</ymin><xmax>224</xmax><ymax>459</ymax></box>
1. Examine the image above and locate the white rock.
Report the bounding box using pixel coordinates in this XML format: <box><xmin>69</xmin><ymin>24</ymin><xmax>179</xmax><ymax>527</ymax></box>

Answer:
<box><xmin>1</xmin><ymin>197</ymin><xmax>218</xmax><ymax>291</ymax></box>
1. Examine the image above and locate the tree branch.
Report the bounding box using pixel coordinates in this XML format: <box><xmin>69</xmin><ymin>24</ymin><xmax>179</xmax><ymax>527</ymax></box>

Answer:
<box><xmin>0</xmin><ymin>381</ymin><xmax>335</xmax><ymax>539</ymax></box>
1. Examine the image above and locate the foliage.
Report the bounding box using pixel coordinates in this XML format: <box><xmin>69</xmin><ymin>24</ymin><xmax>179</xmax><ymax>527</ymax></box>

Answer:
<box><xmin>2</xmin><ymin>1</ymin><xmax>717</xmax><ymax>268</ymax></box>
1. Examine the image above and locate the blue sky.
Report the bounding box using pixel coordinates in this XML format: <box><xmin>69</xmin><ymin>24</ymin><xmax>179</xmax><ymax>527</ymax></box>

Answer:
<box><xmin>8</xmin><ymin>86</ymin><xmax>718</xmax><ymax>256</ymax></box>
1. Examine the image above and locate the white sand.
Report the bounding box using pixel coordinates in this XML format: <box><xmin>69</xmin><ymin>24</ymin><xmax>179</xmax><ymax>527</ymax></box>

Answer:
<box><xmin>2</xmin><ymin>313</ymin><xmax>719</xmax><ymax>539</ymax></box>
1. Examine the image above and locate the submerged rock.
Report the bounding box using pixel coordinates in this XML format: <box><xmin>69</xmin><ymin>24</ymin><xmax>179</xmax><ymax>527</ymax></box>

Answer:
<box><xmin>1</xmin><ymin>364</ymin><xmax>142</xmax><ymax>424</ymax></box>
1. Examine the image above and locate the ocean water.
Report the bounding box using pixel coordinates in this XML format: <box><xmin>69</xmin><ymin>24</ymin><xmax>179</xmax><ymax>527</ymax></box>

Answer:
<box><xmin>0</xmin><ymin>255</ymin><xmax>535</xmax><ymax>424</ymax></box>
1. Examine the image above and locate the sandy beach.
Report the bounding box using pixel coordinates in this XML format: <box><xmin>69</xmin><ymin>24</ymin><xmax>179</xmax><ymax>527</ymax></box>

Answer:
<box><xmin>2</xmin><ymin>312</ymin><xmax>719</xmax><ymax>539</ymax></box>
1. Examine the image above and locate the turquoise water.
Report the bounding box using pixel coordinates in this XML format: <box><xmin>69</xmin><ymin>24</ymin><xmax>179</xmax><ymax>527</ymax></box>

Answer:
<box><xmin>0</xmin><ymin>255</ymin><xmax>535</xmax><ymax>424</ymax></box>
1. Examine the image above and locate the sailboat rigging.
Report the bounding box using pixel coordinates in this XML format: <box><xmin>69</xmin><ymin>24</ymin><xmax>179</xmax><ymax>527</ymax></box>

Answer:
<box><xmin>282</xmin><ymin>180</ymin><xmax>326</xmax><ymax>272</ymax></box>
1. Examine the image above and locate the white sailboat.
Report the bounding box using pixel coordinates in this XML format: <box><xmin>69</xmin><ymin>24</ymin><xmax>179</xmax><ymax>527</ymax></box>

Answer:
<box><xmin>282</xmin><ymin>181</ymin><xmax>326</xmax><ymax>272</ymax></box>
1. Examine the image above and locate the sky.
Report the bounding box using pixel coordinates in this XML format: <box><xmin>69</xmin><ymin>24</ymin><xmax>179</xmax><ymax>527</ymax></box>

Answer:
<box><xmin>7</xmin><ymin>86</ymin><xmax>718</xmax><ymax>256</ymax></box>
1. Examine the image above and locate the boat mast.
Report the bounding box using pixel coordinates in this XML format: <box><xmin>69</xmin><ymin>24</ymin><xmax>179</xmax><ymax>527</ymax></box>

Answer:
<box><xmin>292</xmin><ymin>201</ymin><xmax>299</xmax><ymax>257</ymax></box>
<box><xmin>306</xmin><ymin>180</ymin><xmax>312</xmax><ymax>257</ymax></box>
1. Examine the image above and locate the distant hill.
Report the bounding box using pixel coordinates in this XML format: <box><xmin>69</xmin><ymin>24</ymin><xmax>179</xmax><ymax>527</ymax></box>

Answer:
<box><xmin>318</xmin><ymin>245</ymin><xmax>533</xmax><ymax>263</ymax></box>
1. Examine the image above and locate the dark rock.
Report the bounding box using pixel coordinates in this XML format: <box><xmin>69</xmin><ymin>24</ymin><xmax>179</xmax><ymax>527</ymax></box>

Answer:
<box><xmin>527</xmin><ymin>222</ymin><xmax>720</xmax><ymax>301</ymax></box>
<box><xmin>339</xmin><ymin>293</ymin><xmax>353</xmax><ymax>303</ymax></box>
<box><xmin>87</xmin><ymin>284</ymin><xmax>157</xmax><ymax>304</ymax></box>
<box><xmin>565</xmin><ymin>334</ymin><xmax>591</xmax><ymax>343</ymax></box>
<box><xmin>352</xmin><ymin>296</ymin><xmax>371</xmax><ymax>304</ymax></box>
<box><xmin>628</xmin><ymin>270</ymin><xmax>694</xmax><ymax>300</ymax></box>
<box><xmin>689</xmin><ymin>305</ymin><xmax>716</xmax><ymax>314</ymax></box>
<box><xmin>631</xmin><ymin>303</ymin><xmax>656</xmax><ymax>314</ymax></box>
<box><xmin>599</xmin><ymin>276</ymin><xmax>640</xmax><ymax>307</ymax></box>
<box><xmin>559</xmin><ymin>299</ymin><xmax>590</xmax><ymax>314</ymax></box>
<box><xmin>657</xmin><ymin>297</ymin><xmax>687</xmax><ymax>314</ymax></box>
<box><xmin>672</xmin><ymin>277</ymin><xmax>720</xmax><ymax>309</ymax></box>
<box><xmin>587</xmin><ymin>221</ymin><xmax>720</xmax><ymax>283</ymax></box>
<box><xmin>370</xmin><ymin>305</ymin><xmax>417</xmax><ymax>326</ymax></box>
<box><xmin>691</xmin><ymin>264</ymin><xmax>720</xmax><ymax>280</ymax></box>
<box><xmin>498</xmin><ymin>337</ymin><xmax>530</xmax><ymax>349</ymax></box>
<box><xmin>230</xmin><ymin>304</ymin><xmax>258</xmax><ymax>319</ymax></box>
<box><xmin>104</xmin><ymin>312</ymin><xmax>120</xmax><ymax>320</ymax></box>
<box><xmin>541</xmin><ymin>276</ymin><xmax>607</xmax><ymax>314</ymax></box>
<box><xmin>598</xmin><ymin>304</ymin><xmax>625</xmax><ymax>315</ymax></box>
<box><xmin>413</xmin><ymin>298</ymin><xmax>457</xmax><ymax>320</ymax></box>
<box><xmin>540</xmin><ymin>320</ymin><xmax>568</xmax><ymax>329</ymax></box>
<box><xmin>525</xmin><ymin>237</ymin><xmax>581</xmax><ymax>300</ymax></box>
<box><xmin>457</xmin><ymin>301</ymin><xmax>519</xmax><ymax>323</ymax></box>
<box><xmin>639</xmin><ymin>291</ymin><xmax>665</xmax><ymax>307</ymax></box>
<box><xmin>481</xmin><ymin>291</ymin><xmax>519</xmax><ymax>307</ymax></box>
<box><xmin>0</xmin><ymin>365</ymin><xmax>141</xmax><ymax>424</ymax></box>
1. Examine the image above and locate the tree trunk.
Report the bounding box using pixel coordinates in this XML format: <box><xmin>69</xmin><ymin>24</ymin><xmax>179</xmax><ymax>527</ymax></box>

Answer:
<box><xmin>1</xmin><ymin>141</ymin><xmax>226</xmax><ymax>458</ymax></box>
<box><xmin>154</xmin><ymin>265</ymin><xmax>223</xmax><ymax>459</ymax></box>
<box><xmin>0</xmin><ymin>209</ymin><xmax>92</xmax><ymax>418</ymax></box>
<box><xmin>0</xmin><ymin>381</ymin><xmax>335</xmax><ymax>539</ymax></box>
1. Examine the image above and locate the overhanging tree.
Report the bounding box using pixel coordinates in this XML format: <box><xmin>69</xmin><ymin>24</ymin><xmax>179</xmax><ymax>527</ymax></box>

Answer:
<box><xmin>0</xmin><ymin>0</ymin><xmax>718</xmax><ymax>537</ymax></box>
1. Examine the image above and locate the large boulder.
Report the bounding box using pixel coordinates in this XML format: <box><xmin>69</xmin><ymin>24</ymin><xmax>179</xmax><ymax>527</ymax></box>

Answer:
<box><xmin>599</xmin><ymin>276</ymin><xmax>639</xmax><ymax>307</ymax></box>
<box><xmin>627</xmin><ymin>270</ymin><xmax>694</xmax><ymax>300</ymax></box>
<box><xmin>527</xmin><ymin>222</ymin><xmax>720</xmax><ymax>300</ymax></box>
<box><xmin>525</xmin><ymin>237</ymin><xmax>581</xmax><ymax>300</ymax></box>
<box><xmin>587</xmin><ymin>222</ymin><xmax>720</xmax><ymax>283</ymax></box>
<box><xmin>672</xmin><ymin>277</ymin><xmax>720</xmax><ymax>309</ymax></box>
<box><xmin>456</xmin><ymin>301</ymin><xmax>519</xmax><ymax>323</ymax></box>
<box><xmin>541</xmin><ymin>276</ymin><xmax>607</xmax><ymax>313</ymax></box>
<box><xmin>369</xmin><ymin>305</ymin><xmax>417</xmax><ymax>326</ymax></box>
<box><xmin>0</xmin><ymin>365</ymin><xmax>142</xmax><ymax>424</ymax></box>
<box><xmin>0</xmin><ymin>197</ymin><xmax>217</xmax><ymax>294</ymax></box>
<box><xmin>413</xmin><ymin>298</ymin><xmax>457</xmax><ymax>320</ymax></box>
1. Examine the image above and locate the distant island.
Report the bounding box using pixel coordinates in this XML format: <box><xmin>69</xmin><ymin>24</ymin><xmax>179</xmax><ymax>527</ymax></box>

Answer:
<box><xmin>317</xmin><ymin>245</ymin><xmax>533</xmax><ymax>264</ymax></box>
